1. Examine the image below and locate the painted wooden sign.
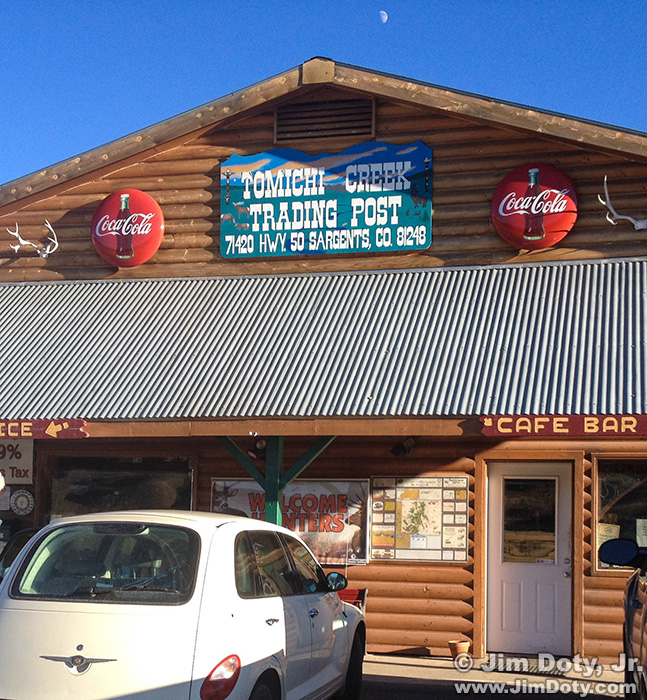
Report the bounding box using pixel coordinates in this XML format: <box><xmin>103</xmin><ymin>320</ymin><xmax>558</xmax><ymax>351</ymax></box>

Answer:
<box><xmin>481</xmin><ymin>415</ymin><xmax>646</xmax><ymax>436</ymax></box>
<box><xmin>0</xmin><ymin>419</ymin><xmax>88</xmax><ymax>439</ymax></box>
<box><xmin>220</xmin><ymin>141</ymin><xmax>432</xmax><ymax>258</ymax></box>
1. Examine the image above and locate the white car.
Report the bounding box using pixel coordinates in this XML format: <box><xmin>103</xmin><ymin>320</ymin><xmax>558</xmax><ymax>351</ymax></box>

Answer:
<box><xmin>0</xmin><ymin>510</ymin><xmax>365</xmax><ymax>700</ymax></box>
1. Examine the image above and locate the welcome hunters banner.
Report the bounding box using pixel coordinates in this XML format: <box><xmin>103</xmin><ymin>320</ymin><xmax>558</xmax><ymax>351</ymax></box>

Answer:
<box><xmin>211</xmin><ymin>479</ymin><xmax>369</xmax><ymax>565</ymax></box>
<box><xmin>220</xmin><ymin>141</ymin><xmax>432</xmax><ymax>258</ymax></box>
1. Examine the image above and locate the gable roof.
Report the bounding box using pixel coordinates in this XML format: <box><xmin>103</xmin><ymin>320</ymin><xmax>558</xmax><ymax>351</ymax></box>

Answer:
<box><xmin>1</xmin><ymin>58</ymin><xmax>646</xmax><ymax>215</ymax></box>
<box><xmin>1</xmin><ymin>258</ymin><xmax>645</xmax><ymax>421</ymax></box>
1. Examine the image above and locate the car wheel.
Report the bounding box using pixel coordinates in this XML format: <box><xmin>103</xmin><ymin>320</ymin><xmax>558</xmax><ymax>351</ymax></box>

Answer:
<box><xmin>249</xmin><ymin>681</ymin><xmax>275</xmax><ymax>700</ymax></box>
<box><xmin>337</xmin><ymin>632</ymin><xmax>364</xmax><ymax>700</ymax></box>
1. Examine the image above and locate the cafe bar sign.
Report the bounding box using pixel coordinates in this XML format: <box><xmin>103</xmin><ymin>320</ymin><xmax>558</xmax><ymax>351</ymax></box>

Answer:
<box><xmin>481</xmin><ymin>415</ymin><xmax>647</xmax><ymax>436</ymax></box>
<box><xmin>220</xmin><ymin>141</ymin><xmax>432</xmax><ymax>258</ymax></box>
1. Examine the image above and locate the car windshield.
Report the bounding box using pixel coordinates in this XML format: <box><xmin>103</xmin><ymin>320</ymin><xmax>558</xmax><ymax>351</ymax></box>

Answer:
<box><xmin>10</xmin><ymin>522</ymin><xmax>200</xmax><ymax>605</ymax></box>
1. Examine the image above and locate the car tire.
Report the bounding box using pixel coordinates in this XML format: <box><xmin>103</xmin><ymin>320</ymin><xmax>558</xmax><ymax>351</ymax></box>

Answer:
<box><xmin>337</xmin><ymin>632</ymin><xmax>364</xmax><ymax>700</ymax></box>
<box><xmin>249</xmin><ymin>681</ymin><xmax>275</xmax><ymax>700</ymax></box>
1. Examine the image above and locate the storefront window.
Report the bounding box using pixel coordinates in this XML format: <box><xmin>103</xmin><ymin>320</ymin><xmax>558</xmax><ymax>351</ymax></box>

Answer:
<box><xmin>597</xmin><ymin>459</ymin><xmax>647</xmax><ymax>570</ymax></box>
<box><xmin>503</xmin><ymin>478</ymin><xmax>556</xmax><ymax>563</ymax></box>
<box><xmin>50</xmin><ymin>457</ymin><xmax>192</xmax><ymax>519</ymax></box>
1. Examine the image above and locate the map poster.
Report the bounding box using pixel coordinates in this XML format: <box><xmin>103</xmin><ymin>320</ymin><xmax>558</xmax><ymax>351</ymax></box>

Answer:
<box><xmin>371</xmin><ymin>476</ymin><xmax>469</xmax><ymax>562</ymax></box>
<box><xmin>211</xmin><ymin>479</ymin><xmax>369</xmax><ymax>565</ymax></box>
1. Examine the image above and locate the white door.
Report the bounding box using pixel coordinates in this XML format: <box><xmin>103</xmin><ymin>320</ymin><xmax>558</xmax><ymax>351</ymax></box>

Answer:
<box><xmin>487</xmin><ymin>462</ymin><xmax>572</xmax><ymax>655</ymax></box>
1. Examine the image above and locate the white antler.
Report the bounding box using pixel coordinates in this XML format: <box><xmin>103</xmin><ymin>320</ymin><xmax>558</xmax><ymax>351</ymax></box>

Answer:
<box><xmin>6</xmin><ymin>220</ymin><xmax>59</xmax><ymax>257</ymax></box>
<box><xmin>598</xmin><ymin>176</ymin><xmax>647</xmax><ymax>230</ymax></box>
<box><xmin>41</xmin><ymin>220</ymin><xmax>59</xmax><ymax>257</ymax></box>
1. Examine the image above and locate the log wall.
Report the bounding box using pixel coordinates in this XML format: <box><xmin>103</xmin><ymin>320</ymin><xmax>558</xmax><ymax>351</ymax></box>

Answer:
<box><xmin>195</xmin><ymin>436</ymin><xmax>479</xmax><ymax>657</ymax></box>
<box><xmin>34</xmin><ymin>434</ymin><xmax>642</xmax><ymax>658</ymax></box>
<box><xmin>1</xmin><ymin>93</ymin><xmax>646</xmax><ymax>282</ymax></box>
<box><xmin>581</xmin><ymin>457</ymin><xmax>627</xmax><ymax>664</ymax></box>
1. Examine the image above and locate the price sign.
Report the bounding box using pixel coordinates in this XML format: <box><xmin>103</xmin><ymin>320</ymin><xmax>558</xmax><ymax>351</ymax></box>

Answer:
<box><xmin>0</xmin><ymin>441</ymin><xmax>34</xmax><ymax>485</ymax></box>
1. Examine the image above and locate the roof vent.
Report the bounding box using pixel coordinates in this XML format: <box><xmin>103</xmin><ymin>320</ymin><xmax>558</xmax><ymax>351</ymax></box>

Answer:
<box><xmin>274</xmin><ymin>98</ymin><xmax>375</xmax><ymax>143</ymax></box>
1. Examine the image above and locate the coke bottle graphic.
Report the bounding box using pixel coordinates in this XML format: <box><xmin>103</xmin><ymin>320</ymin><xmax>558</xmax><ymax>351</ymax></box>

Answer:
<box><xmin>523</xmin><ymin>168</ymin><xmax>546</xmax><ymax>241</ymax></box>
<box><xmin>115</xmin><ymin>193</ymin><xmax>134</xmax><ymax>259</ymax></box>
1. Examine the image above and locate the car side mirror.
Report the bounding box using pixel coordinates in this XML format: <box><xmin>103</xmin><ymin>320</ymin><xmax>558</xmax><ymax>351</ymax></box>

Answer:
<box><xmin>326</xmin><ymin>571</ymin><xmax>348</xmax><ymax>591</ymax></box>
<box><xmin>599</xmin><ymin>538</ymin><xmax>641</xmax><ymax>568</ymax></box>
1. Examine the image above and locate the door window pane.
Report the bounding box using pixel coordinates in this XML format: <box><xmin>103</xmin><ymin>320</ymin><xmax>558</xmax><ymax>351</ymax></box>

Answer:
<box><xmin>503</xmin><ymin>478</ymin><xmax>556</xmax><ymax>563</ymax></box>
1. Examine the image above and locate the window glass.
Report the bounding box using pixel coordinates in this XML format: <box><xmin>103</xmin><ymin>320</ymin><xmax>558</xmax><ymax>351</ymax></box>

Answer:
<box><xmin>503</xmin><ymin>478</ymin><xmax>556</xmax><ymax>563</ymax></box>
<box><xmin>51</xmin><ymin>457</ymin><xmax>191</xmax><ymax>519</ymax></box>
<box><xmin>248</xmin><ymin>531</ymin><xmax>298</xmax><ymax>597</ymax></box>
<box><xmin>234</xmin><ymin>532</ymin><xmax>260</xmax><ymax>598</ymax></box>
<box><xmin>598</xmin><ymin>460</ymin><xmax>647</xmax><ymax>569</ymax></box>
<box><xmin>283</xmin><ymin>535</ymin><xmax>328</xmax><ymax>593</ymax></box>
<box><xmin>11</xmin><ymin>522</ymin><xmax>199</xmax><ymax>604</ymax></box>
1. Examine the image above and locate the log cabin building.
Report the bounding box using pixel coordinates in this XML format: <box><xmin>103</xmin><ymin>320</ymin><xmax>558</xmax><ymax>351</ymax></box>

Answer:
<box><xmin>0</xmin><ymin>57</ymin><xmax>647</xmax><ymax>662</ymax></box>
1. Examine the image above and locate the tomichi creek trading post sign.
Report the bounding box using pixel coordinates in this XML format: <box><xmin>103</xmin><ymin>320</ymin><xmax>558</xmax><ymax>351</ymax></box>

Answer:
<box><xmin>220</xmin><ymin>141</ymin><xmax>432</xmax><ymax>258</ymax></box>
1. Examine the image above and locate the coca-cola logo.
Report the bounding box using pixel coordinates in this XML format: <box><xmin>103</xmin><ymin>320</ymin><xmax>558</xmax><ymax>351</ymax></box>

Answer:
<box><xmin>491</xmin><ymin>164</ymin><xmax>578</xmax><ymax>250</ymax></box>
<box><xmin>91</xmin><ymin>189</ymin><xmax>165</xmax><ymax>268</ymax></box>
<box><xmin>94</xmin><ymin>212</ymin><xmax>156</xmax><ymax>238</ymax></box>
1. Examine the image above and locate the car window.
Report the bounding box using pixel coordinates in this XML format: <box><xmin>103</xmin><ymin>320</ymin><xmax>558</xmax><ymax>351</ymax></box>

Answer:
<box><xmin>234</xmin><ymin>532</ymin><xmax>262</xmax><ymax>598</ymax></box>
<box><xmin>247</xmin><ymin>531</ymin><xmax>299</xmax><ymax>597</ymax></box>
<box><xmin>11</xmin><ymin>522</ymin><xmax>199</xmax><ymax>605</ymax></box>
<box><xmin>282</xmin><ymin>534</ymin><xmax>329</xmax><ymax>594</ymax></box>
<box><xmin>0</xmin><ymin>529</ymin><xmax>37</xmax><ymax>581</ymax></box>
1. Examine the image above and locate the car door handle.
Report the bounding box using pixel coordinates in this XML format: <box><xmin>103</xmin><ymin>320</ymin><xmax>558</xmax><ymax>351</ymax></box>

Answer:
<box><xmin>308</xmin><ymin>608</ymin><xmax>319</xmax><ymax>618</ymax></box>
<box><xmin>265</xmin><ymin>618</ymin><xmax>280</xmax><ymax>626</ymax></box>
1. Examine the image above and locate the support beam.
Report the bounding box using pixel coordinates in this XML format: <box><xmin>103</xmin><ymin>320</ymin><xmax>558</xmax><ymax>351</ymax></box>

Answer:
<box><xmin>280</xmin><ymin>436</ymin><xmax>337</xmax><ymax>490</ymax></box>
<box><xmin>217</xmin><ymin>437</ymin><xmax>266</xmax><ymax>488</ymax></box>
<box><xmin>217</xmin><ymin>435</ymin><xmax>337</xmax><ymax>525</ymax></box>
<box><xmin>264</xmin><ymin>436</ymin><xmax>284</xmax><ymax>525</ymax></box>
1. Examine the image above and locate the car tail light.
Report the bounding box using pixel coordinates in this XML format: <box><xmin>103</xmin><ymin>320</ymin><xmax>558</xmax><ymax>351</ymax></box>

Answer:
<box><xmin>200</xmin><ymin>655</ymin><xmax>241</xmax><ymax>700</ymax></box>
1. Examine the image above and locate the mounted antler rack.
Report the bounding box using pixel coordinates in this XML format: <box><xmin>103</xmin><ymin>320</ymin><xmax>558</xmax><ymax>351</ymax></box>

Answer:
<box><xmin>598</xmin><ymin>176</ymin><xmax>647</xmax><ymax>230</ymax></box>
<box><xmin>6</xmin><ymin>220</ymin><xmax>59</xmax><ymax>258</ymax></box>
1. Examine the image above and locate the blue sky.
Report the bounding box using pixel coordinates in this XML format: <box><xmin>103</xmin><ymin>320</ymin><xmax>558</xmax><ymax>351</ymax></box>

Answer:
<box><xmin>0</xmin><ymin>0</ymin><xmax>644</xmax><ymax>186</ymax></box>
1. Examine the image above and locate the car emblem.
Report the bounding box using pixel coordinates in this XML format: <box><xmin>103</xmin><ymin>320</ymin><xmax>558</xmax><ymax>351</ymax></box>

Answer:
<box><xmin>40</xmin><ymin>645</ymin><xmax>116</xmax><ymax>676</ymax></box>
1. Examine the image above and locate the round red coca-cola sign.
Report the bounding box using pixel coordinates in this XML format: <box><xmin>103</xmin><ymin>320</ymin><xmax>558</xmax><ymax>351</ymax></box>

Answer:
<box><xmin>491</xmin><ymin>164</ymin><xmax>578</xmax><ymax>250</ymax></box>
<box><xmin>92</xmin><ymin>189</ymin><xmax>165</xmax><ymax>267</ymax></box>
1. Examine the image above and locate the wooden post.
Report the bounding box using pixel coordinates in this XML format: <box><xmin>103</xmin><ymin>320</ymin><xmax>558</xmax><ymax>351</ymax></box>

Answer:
<box><xmin>264</xmin><ymin>436</ymin><xmax>284</xmax><ymax>525</ymax></box>
<box><xmin>217</xmin><ymin>435</ymin><xmax>336</xmax><ymax>525</ymax></box>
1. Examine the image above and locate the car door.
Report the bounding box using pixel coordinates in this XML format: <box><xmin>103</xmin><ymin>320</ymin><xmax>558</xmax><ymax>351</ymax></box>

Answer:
<box><xmin>627</xmin><ymin>569</ymin><xmax>647</xmax><ymax>667</ymax></box>
<box><xmin>282</xmin><ymin>534</ymin><xmax>347</xmax><ymax>698</ymax></box>
<box><xmin>248</xmin><ymin>530</ymin><xmax>314</xmax><ymax>700</ymax></box>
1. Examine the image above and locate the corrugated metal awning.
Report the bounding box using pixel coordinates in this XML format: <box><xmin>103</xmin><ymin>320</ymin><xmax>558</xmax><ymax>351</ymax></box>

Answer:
<box><xmin>1</xmin><ymin>259</ymin><xmax>645</xmax><ymax>421</ymax></box>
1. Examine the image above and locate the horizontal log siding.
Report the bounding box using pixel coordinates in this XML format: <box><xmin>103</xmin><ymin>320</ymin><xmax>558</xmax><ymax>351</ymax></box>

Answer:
<box><xmin>191</xmin><ymin>436</ymin><xmax>478</xmax><ymax>657</ymax></box>
<box><xmin>0</xmin><ymin>96</ymin><xmax>646</xmax><ymax>281</ymax></box>
<box><xmin>581</xmin><ymin>457</ymin><xmax>627</xmax><ymax>664</ymax></box>
<box><xmin>35</xmin><ymin>435</ymin><xmax>645</xmax><ymax>658</ymax></box>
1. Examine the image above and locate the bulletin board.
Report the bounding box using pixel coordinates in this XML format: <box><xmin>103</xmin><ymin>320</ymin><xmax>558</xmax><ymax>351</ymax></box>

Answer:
<box><xmin>370</xmin><ymin>476</ymin><xmax>469</xmax><ymax>562</ymax></box>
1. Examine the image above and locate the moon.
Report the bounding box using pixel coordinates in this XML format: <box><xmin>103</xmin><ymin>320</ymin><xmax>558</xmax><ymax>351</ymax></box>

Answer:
<box><xmin>379</xmin><ymin>10</ymin><xmax>388</xmax><ymax>23</ymax></box>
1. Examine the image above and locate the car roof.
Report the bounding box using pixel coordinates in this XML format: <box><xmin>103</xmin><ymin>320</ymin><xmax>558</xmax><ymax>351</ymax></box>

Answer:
<box><xmin>43</xmin><ymin>509</ymin><xmax>289</xmax><ymax>536</ymax></box>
